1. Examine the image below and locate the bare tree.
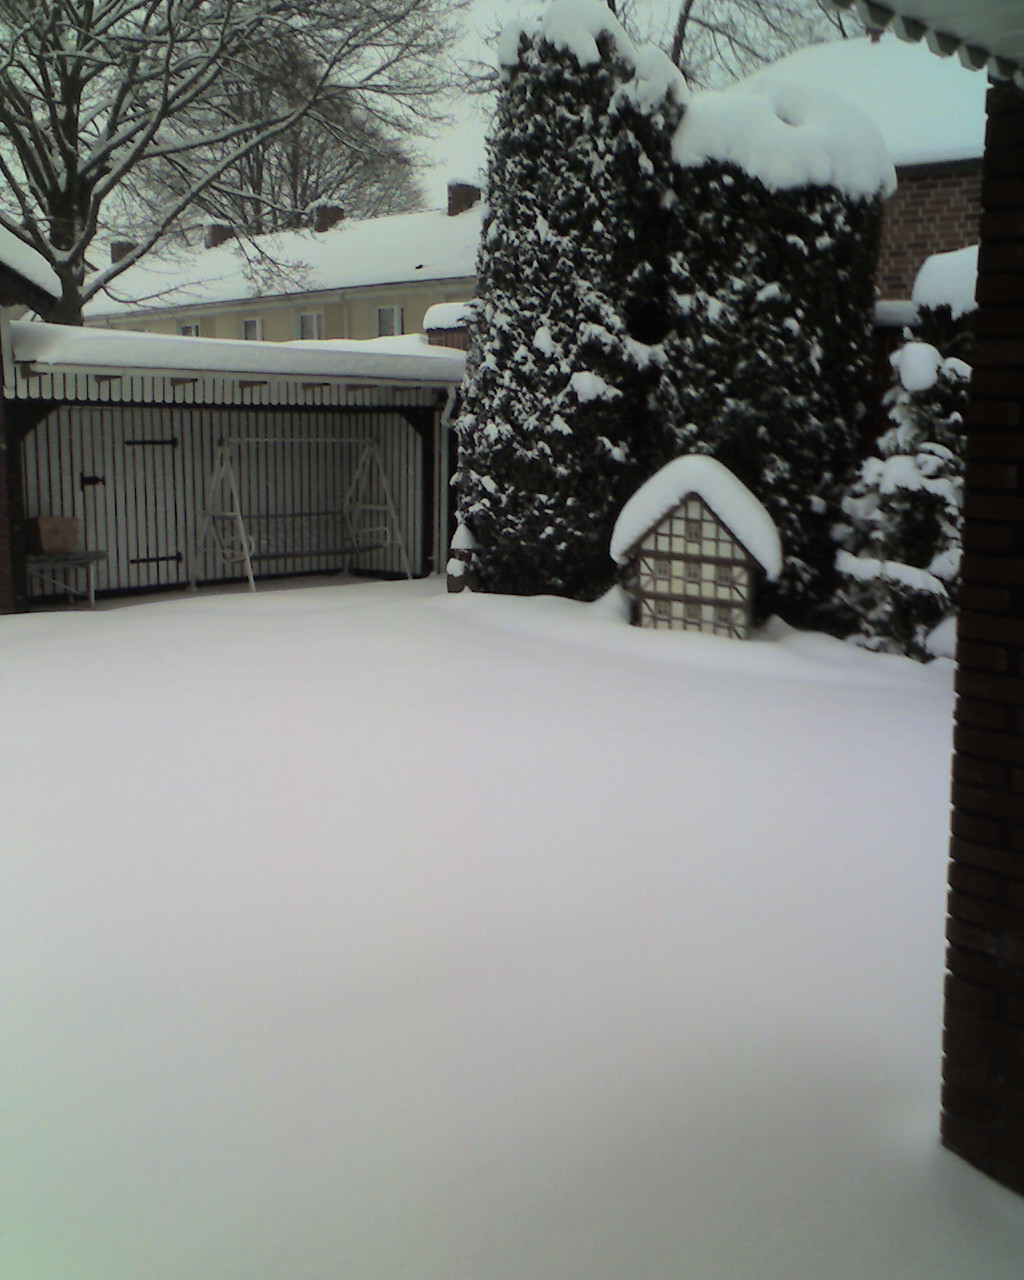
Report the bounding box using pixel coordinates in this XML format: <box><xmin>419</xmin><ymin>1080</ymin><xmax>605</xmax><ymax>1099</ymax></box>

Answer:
<box><xmin>662</xmin><ymin>0</ymin><xmax>862</xmax><ymax>85</ymax></box>
<box><xmin>465</xmin><ymin>1</ymin><xmax>860</xmax><ymax>102</ymax></box>
<box><xmin>146</xmin><ymin>35</ymin><xmax>427</xmax><ymax>237</ymax></box>
<box><xmin>0</xmin><ymin>0</ymin><xmax>465</xmax><ymax>323</ymax></box>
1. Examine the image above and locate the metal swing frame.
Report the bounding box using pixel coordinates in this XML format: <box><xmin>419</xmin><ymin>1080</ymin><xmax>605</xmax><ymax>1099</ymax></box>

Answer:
<box><xmin>191</xmin><ymin>435</ymin><xmax>413</xmax><ymax>591</ymax></box>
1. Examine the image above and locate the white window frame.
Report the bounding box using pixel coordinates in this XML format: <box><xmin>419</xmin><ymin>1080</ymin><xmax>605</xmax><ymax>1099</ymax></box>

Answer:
<box><xmin>376</xmin><ymin>305</ymin><xmax>403</xmax><ymax>337</ymax></box>
<box><xmin>241</xmin><ymin>317</ymin><xmax>263</xmax><ymax>341</ymax></box>
<box><xmin>298</xmin><ymin>312</ymin><xmax>325</xmax><ymax>340</ymax></box>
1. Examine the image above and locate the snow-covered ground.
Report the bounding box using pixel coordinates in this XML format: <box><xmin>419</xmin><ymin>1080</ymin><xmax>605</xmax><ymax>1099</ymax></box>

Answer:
<box><xmin>3</xmin><ymin>578</ymin><xmax>1024</xmax><ymax>1279</ymax></box>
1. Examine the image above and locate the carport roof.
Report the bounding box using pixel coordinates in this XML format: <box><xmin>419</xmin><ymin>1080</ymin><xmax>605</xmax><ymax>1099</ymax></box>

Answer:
<box><xmin>7</xmin><ymin>320</ymin><xmax>464</xmax><ymax>398</ymax></box>
<box><xmin>825</xmin><ymin>0</ymin><xmax>1024</xmax><ymax>84</ymax></box>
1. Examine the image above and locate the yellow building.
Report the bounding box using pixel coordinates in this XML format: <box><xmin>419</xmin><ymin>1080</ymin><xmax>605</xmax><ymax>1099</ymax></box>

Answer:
<box><xmin>85</xmin><ymin>187</ymin><xmax>481</xmax><ymax>343</ymax></box>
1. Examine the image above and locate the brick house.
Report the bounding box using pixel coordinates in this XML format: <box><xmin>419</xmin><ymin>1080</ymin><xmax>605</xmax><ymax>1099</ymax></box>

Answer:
<box><xmin>764</xmin><ymin>34</ymin><xmax>986</xmax><ymax>300</ymax></box>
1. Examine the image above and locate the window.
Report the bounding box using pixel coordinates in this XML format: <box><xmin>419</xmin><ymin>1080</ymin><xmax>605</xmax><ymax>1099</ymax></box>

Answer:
<box><xmin>654</xmin><ymin>558</ymin><xmax>671</xmax><ymax>580</ymax></box>
<box><xmin>685</xmin><ymin>519</ymin><xmax>701</xmax><ymax>542</ymax></box>
<box><xmin>377</xmin><ymin>306</ymin><xmax>403</xmax><ymax>337</ymax></box>
<box><xmin>241</xmin><ymin>318</ymin><xmax>263</xmax><ymax>341</ymax></box>
<box><xmin>298</xmin><ymin>312</ymin><xmax>324</xmax><ymax>340</ymax></box>
<box><xmin>178</xmin><ymin>322</ymin><xmax>199</xmax><ymax>337</ymax></box>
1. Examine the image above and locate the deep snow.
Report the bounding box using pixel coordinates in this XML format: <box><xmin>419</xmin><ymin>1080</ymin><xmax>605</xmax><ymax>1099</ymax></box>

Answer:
<box><xmin>3</xmin><ymin>578</ymin><xmax>1024</xmax><ymax>1280</ymax></box>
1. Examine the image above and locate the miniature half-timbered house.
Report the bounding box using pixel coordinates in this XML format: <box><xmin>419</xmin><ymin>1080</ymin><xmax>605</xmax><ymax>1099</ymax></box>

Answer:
<box><xmin>610</xmin><ymin>455</ymin><xmax>782</xmax><ymax>638</ymax></box>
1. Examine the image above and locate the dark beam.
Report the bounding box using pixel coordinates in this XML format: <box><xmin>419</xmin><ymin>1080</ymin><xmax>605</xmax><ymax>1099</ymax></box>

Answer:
<box><xmin>941</xmin><ymin>81</ymin><xmax>1024</xmax><ymax>1198</ymax></box>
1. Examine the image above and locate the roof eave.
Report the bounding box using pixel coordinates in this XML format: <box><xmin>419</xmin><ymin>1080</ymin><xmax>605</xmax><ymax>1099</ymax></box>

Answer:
<box><xmin>823</xmin><ymin>0</ymin><xmax>1024</xmax><ymax>87</ymax></box>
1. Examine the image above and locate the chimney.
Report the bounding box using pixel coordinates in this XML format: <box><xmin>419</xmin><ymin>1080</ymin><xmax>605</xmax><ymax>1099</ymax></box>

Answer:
<box><xmin>313</xmin><ymin>204</ymin><xmax>345</xmax><ymax>233</ymax></box>
<box><xmin>110</xmin><ymin>240</ymin><xmax>137</xmax><ymax>264</ymax></box>
<box><xmin>447</xmin><ymin>182</ymin><xmax>481</xmax><ymax>217</ymax></box>
<box><xmin>204</xmin><ymin>223</ymin><xmax>235</xmax><ymax>250</ymax></box>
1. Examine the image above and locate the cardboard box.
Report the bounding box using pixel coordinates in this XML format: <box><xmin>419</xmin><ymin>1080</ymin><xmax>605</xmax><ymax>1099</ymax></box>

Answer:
<box><xmin>26</xmin><ymin>517</ymin><xmax>80</xmax><ymax>555</ymax></box>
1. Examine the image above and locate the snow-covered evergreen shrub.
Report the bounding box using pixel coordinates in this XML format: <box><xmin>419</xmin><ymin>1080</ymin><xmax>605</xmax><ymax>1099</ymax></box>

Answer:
<box><xmin>834</xmin><ymin>327</ymin><xmax>971</xmax><ymax>659</ymax></box>
<box><xmin>453</xmin><ymin>7</ymin><xmax>686</xmax><ymax>599</ymax></box>
<box><xmin>652</xmin><ymin>151</ymin><xmax>884</xmax><ymax>624</ymax></box>
<box><xmin>455</xmin><ymin>2</ymin><xmax>891</xmax><ymax>612</ymax></box>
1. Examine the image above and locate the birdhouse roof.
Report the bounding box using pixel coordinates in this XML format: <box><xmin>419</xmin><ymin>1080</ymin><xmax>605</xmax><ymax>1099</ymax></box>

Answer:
<box><xmin>610</xmin><ymin>455</ymin><xmax>783</xmax><ymax>580</ymax></box>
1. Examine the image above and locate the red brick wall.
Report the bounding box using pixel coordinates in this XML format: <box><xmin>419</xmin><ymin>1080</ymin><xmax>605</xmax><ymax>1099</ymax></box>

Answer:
<box><xmin>877</xmin><ymin>160</ymin><xmax>983</xmax><ymax>300</ymax></box>
<box><xmin>941</xmin><ymin>83</ymin><xmax>1024</xmax><ymax>1200</ymax></box>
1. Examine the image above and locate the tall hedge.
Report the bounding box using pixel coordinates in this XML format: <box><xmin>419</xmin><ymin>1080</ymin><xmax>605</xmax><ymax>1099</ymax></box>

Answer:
<box><xmin>651</xmin><ymin>165</ymin><xmax>883</xmax><ymax>624</ymax></box>
<box><xmin>453</xmin><ymin>18</ymin><xmax>685</xmax><ymax>599</ymax></box>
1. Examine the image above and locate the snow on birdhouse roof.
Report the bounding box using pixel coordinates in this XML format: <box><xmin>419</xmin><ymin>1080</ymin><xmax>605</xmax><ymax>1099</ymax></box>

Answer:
<box><xmin>84</xmin><ymin>205</ymin><xmax>483</xmax><ymax>319</ymax></box>
<box><xmin>10</xmin><ymin>320</ymin><xmax>465</xmax><ymax>388</ymax></box>
<box><xmin>912</xmin><ymin>243</ymin><xmax>978</xmax><ymax>318</ymax></box>
<box><xmin>751</xmin><ymin>34</ymin><xmax>986</xmax><ymax>168</ymax></box>
<box><xmin>611</xmin><ymin>455</ymin><xmax>783</xmax><ymax>580</ymax></box>
<box><xmin>0</xmin><ymin>224</ymin><xmax>61</xmax><ymax>300</ymax></box>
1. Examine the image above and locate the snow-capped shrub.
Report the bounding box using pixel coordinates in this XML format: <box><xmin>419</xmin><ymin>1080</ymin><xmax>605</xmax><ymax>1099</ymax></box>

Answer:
<box><xmin>455</xmin><ymin>0</ymin><xmax>891</xmax><ymax>611</ymax></box>
<box><xmin>834</xmin><ymin>322</ymin><xmax>971</xmax><ymax>660</ymax></box>
<box><xmin>453</xmin><ymin>5</ymin><xmax>687</xmax><ymax>599</ymax></box>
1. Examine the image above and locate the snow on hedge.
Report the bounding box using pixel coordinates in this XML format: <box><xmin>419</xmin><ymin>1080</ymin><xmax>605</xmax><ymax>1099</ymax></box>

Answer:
<box><xmin>891</xmin><ymin>342</ymin><xmax>972</xmax><ymax>395</ymax></box>
<box><xmin>753</xmin><ymin>34</ymin><xmax>985</xmax><ymax>169</ymax></box>
<box><xmin>610</xmin><ymin>455</ymin><xmax>783</xmax><ymax>579</ymax></box>
<box><xmin>673</xmin><ymin>78</ymin><xmax>895</xmax><ymax>198</ymax></box>
<box><xmin>500</xmin><ymin>0</ymin><xmax>893</xmax><ymax>200</ymax></box>
<box><xmin>498</xmin><ymin>0</ymin><xmax>630</xmax><ymax>72</ymax></box>
<box><xmin>912</xmin><ymin>244</ymin><xmax>979</xmax><ymax>319</ymax></box>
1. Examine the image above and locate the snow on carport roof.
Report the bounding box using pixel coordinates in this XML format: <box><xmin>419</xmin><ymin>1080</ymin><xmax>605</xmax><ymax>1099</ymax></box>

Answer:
<box><xmin>0</xmin><ymin>224</ymin><xmax>61</xmax><ymax>300</ymax></box>
<box><xmin>11</xmin><ymin>321</ymin><xmax>465</xmax><ymax>389</ymax></box>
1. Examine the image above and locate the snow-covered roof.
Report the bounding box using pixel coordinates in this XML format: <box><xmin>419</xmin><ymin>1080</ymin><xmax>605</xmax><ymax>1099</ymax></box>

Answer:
<box><xmin>610</xmin><ymin>455</ymin><xmax>783</xmax><ymax>580</ymax></box>
<box><xmin>424</xmin><ymin>301</ymin><xmax>472</xmax><ymax>330</ymax></box>
<box><xmin>84</xmin><ymin>206</ymin><xmax>483</xmax><ymax>319</ymax></box>
<box><xmin>912</xmin><ymin>243</ymin><xmax>978</xmax><ymax>318</ymax></box>
<box><xmin>0</xmin><ymin>224</ymin><xmax>61</xmax><ymax>299</ymax></box>
<box><xmin>10</xmin><ymin>321</ymin><xmax>465</xmax><ymax>389</ymax></box>
<box><xmin>753</xmin><ymin>35</ymin><xmax>986</xmax><ymax>168</ymax></box>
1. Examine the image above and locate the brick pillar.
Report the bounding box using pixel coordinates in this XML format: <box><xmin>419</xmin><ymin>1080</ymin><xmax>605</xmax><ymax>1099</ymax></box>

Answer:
<box><xmin>941</xmin><ymin>82</ymin><xmax>1024</xmax><ymax>1197</ymax></box>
